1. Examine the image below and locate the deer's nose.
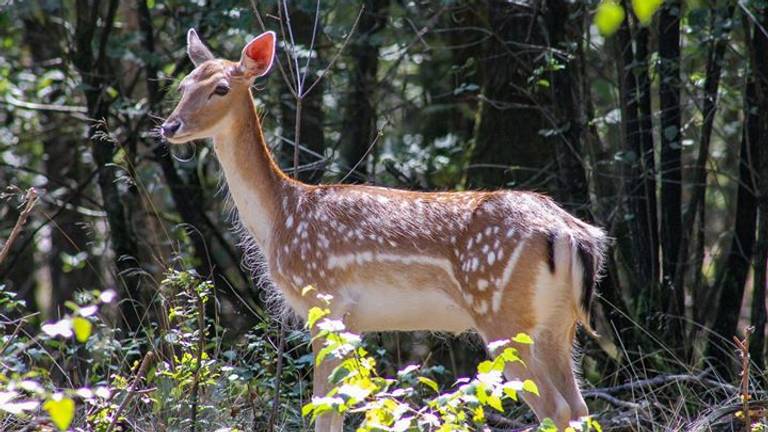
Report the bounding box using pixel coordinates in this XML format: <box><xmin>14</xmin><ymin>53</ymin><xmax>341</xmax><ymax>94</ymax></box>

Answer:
<box><xmin>161</xmin><ymin>120</ymin><xmax>181</xmax><ymax>137</ymax></box>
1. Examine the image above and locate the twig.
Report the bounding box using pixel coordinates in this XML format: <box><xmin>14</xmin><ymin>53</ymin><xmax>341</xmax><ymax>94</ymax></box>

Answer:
<box><xmin>190</xmin><ymin>288</ymin><xmax>206</xmax><ymax>432</ymax></box>
<box><xmin>267</xmin><ymin>318</ymin><xmax>286</xmax><ymax>432</ymax></box>
<box><xmin>0</xmin><ymin>188</ymin><xmax>39</xmax><ymax>266</ymax></box>
<box><xmin>585</xmin><ymin>370</ymin><xmax>738</xmax><ymax>396</ymax></box>
<box><xmin>105</xmin><ymin>351</ymin><xmax>155</xmax><ymax>432</ymax></box>
<box><xmin>734</xmin><ymin>327</ymin><xmax>753</xmax><ymax>430</ymax></box>
<box><xmin>582</xmin><ymin>391</ymin><xmax>642</xmax><ymax>409</ymax></box>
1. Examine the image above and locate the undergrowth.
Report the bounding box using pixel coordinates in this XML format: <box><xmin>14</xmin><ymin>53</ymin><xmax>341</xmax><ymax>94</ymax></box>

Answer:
<box><xmin>0</xmin><ymin>269</ymin><xmax>765</xmax><ymax>431</ymax></box>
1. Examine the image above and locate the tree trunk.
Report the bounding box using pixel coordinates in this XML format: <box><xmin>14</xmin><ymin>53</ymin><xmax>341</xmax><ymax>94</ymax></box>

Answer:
<box><xmin>658</xmin><ymin>0</ymin><xmax>682</xmax><ymax>300</ymax></box>
<box><xmin>72</xmin><ymin>0</ymin><xmax>145</xmax><ymax>332</ymax></box>
<box><xmin>706</xmin><ymin>80</ymin><xmax>759</xmax><ymax>375</ymax></box>
<box><xmin>673</xmin><ymin>3</ymin><xmax>735</xmax><ymax>316</ymax></box>
<box><xmin>468</xmin><ymin>0</ymin><xmax>553</xmax><ymax>190</ymax></box>
<box><xmin>749</xmin><ymin>6</ymin><xmax>768</xmax><ymax>369</ymax></box>
<box><xmin>23</xmin><ymin>9</ymin><xmax>100</xmax><ymax>318</ymax></box>
<box><xmin>614</xmin><ymin>10</ymin><xmax>657</xmax><ymax>305</ymax></box>
<box><xmin>635</xmin><ymin>27</ymin><xmax>661</xmax><ymax>311</ymax></box>
<box><xmin>338</xmin><ymin>0</ymin><xmax>389</xmax><ymax>183</ymax></box>
<box><xmin>546</xmin><ymin>0</ymin><xmax>590</xmax><ymax>218</ymax></box>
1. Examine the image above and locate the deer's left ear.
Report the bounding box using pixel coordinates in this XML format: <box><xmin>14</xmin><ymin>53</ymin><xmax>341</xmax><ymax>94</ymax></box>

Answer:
<box><xmin>187</xmin><ymin>28</ymin><xmax>214</xmax><ymax>67</ymax></box>
<box><xmin>239</xmin><ymin>31</ymin><xmax>276</xmax><ymax>79</ymax></box>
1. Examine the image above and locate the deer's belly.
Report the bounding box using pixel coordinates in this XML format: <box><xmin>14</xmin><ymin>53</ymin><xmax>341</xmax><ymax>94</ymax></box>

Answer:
<box><xmin>339</xmin><ymin>264</ymin><xmax>475</xmax><ymax>333</ymax></box>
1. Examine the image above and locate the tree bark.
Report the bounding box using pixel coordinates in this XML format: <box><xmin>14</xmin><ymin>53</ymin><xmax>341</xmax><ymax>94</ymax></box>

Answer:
<box><xmin>614</xmin><ymin>9</ymin><xmax>657</xmax><ymax>305</ymax></box>
<box><xmin>468</xmin><ymin>0</ymin><xmax>553</xmax><ymax>190</ymax></box>
<box><xmin>546</xmin><ymin>0</ymin><xmax>591</xmax><ymax>218</ymax></box>
<box><xmin>72</xmin><ymin>0</ymin><xmax>145</xmax><ymax>332</ymax></box>
<box><xmin>673</xmin><ymin>3</ymin><xmax>735</xmax><ymax>314</ymax></box>
<box><xmin>705</xmin><ymin>80</ymin><xmax>758</xmax><ymax>375</ymax></box>
<box><xmin>658</xmin><ymin>0</ymin><xmax>682</xmax><ymax>299</ymax></box>
<box><xmin>748</xmin><ymin>6</ymin><xmax>768</xmax><ymax>369</ymax></box>
<box><xmin>338</xmin><ymin>0</ymin><xmax>389</xmax><ymax>183</ymax></box>
<box><xmin>23</xmin><ymin>7</ymin><xmax>101</xmax><ymax>318</ymax></box>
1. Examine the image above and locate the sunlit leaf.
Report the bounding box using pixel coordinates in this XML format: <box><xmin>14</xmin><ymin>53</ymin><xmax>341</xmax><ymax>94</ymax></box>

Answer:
<box><xmin>632</xmin><ymin>0</ymin><xmax>664</xmax><ymax>25</ymax></box>
<box><xmin>43</xmin><ymin>396</ymin><xmax>75</xmax><ymax>431</ymax></box>
<box><xmin>306</xmin><ymin>307</ymin><xmax>330</xmax><ymax>329</ymax></box>
<box><xmin>417</xmin><ymin>377</ymin><xmax>439</xmax><ymax>392</ymax></box>
<box><xmin>594</xmin><ymin>1</ymin><xmax>625</xmax><ymax>36</ymax></box>
<box><xmin>511</xmin><ymin>333</ymin><xmax>533</xmax><ymax>345</ymax></box>
<box><xmin>72</xmin><ymin>317</ymin><xmax>92</xmax><ymax>343</ymax></box>
<box><xmin>523</xmin><ymin>379</ymin><xmax>539</xmax><ymax>396</ymax></box>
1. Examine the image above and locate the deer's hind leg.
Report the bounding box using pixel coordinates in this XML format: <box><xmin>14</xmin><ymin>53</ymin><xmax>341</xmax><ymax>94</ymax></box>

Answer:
<box><xmin>533</xmin><ymin>322</ymin><xmax>588</xmax><ymax>421</ymax></box>
<box><xmin>477</xmin><ymin>323</ymin><xmax>573</xmax><ymax>429</ymax></box>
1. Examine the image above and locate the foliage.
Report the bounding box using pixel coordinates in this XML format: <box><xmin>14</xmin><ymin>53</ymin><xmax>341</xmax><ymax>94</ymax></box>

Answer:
<box><xmin>301</xmin><ymin>296</ymin><xmax>601</xmax><ymax>431</ymax></box>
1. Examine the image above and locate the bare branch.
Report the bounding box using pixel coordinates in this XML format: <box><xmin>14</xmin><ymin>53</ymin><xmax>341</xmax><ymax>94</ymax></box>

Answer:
<box><xmin>0</xmin><ymin>188</ymin><xmax>39</xmax><ymax>266</ymax></box>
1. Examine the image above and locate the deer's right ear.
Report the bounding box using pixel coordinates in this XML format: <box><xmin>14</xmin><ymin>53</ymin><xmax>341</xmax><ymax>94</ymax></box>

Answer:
<box><xmin>187</xmin><ymin>28</ymin><xmax>214</xmax><ymax>67</ymax></box>
<box><xmin>239</xmin><ymin>31</ymin><xmax>276</xmax><ymax>79</ymax></box>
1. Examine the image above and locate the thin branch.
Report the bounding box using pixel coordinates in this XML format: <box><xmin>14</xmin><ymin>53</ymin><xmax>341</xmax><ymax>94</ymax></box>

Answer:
<box><xmin>0</xmin><ymin>188</ymin><xmax>39</xmax><ymax>266</ymax></box>
<box><xmin>303</xmin><ymin>6</ymin><xmax>364</xmax><ymax>96</ymax></box>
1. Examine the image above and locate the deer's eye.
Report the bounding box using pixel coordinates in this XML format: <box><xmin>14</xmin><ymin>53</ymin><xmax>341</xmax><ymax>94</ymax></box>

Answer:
<box><xmin>213</xmin><ymin>85</ymin><xmax>230</xmax><ymax>96</ymax></box>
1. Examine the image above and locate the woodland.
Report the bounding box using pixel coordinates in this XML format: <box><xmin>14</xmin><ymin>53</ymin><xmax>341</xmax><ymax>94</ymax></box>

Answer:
<box><xmin>1</xmin><ymin>0</ymin><xmax>768</xmax><ymax>430</ymax></box>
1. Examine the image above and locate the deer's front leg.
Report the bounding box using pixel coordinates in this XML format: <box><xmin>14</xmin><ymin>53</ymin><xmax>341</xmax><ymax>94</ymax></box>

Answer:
<box><xmin>311</xmin><ymin>320</ymin><xmax>345</xmax><ymax>432</ymax></box>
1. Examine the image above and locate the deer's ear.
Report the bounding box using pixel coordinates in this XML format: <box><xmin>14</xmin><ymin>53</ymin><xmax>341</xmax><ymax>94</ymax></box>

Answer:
<box><xmin>187</xmin><ymin>28</ymin><xmax>214</xmax><ymax>67</ymax></box>
<box><xmin>239</xmin><ymin>31</ymin><xmax>276</xmax><ymax>79</ymax></box>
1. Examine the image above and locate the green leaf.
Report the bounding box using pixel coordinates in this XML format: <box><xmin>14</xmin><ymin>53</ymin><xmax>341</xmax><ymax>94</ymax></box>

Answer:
<box><xmin>537</xmin><ymin>418</ymin><xmax>558</xmax><ymax>432</ymax></box>
<box><xmin>72</xmin><ymin>317</ymin><xmax>92</xmax><ymax>343</ymax></box>
<box><xmin>511</xmin><ymin>333</ymin><xmax>533</xmax><ymax>345</ymax></box>
<box><xmin>487</xmin><ymin>394</ymin><xmax>504</xmax><ymax>412</ymax></box>
<box><xmin>43</xmin><ymin>397</ymin><xmax>75</xmax><ymax>431</ymax></box>
<box><xmin>523</xmin><ymin>379</ymin><xmax>539</xmax><ymax>396</ymax></box>
<box><xmin>306</xmin><ymin>307</ymin><xmax>330</xmax><ymax>329</ymax></box>
<box><xmin>503</xmin><ymin>386</ymin><xmax>518</xmax><ymax>401</ymax></box>
<box><xmin>477</xmin><ymin>360</ymin><xmax>495</xmax><ymax>374</ymax></box>
<box><xmin>301</xmin><ymin>402</ymin><xmax>314</xmax><ymax>417</ymax></box>
<box><xmin>417</xmin><ymin>377</ymin><xmax>439</xmax><ymax>393</ymax></box>
<box><xmin>594</xmin><ymin>1</ymin><xmax>625</xmax><ymax>36</ymax></box>
<box><xmin>632</xmin><ymin>0</ymin><xmax>663</xmax><ymax>25</ymax></box>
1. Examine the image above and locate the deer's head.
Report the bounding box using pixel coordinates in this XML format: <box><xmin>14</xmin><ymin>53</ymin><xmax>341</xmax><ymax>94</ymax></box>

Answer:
<box><xmin>161</xmin><ymin>29</ymin><xmax>276</xmax><ymax>143</ymax></box>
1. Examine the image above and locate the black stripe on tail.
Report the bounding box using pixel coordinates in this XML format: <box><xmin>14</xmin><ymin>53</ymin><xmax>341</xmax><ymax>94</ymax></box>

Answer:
<box><xmin>576</xmin><ymin>243</ymin><xmax>596</xmax><ymax>314</ymax></box>
<box><xmin>545</xmin><ymin>231</ymin><xmax>557</xmax><ymax>273</ymax></box>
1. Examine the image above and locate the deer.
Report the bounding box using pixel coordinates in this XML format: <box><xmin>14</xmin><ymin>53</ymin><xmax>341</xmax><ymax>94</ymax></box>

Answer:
<box><xmin>160</xmin><ymin>29</ymin><xmax>608</xmax><ymax>431</ymax></box>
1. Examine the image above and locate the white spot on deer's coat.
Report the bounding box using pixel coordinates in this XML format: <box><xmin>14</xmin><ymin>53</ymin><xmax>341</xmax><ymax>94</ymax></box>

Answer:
<box><xmin>478</xmin><ymin>279</ymin><xmax>489</xmax><ymax>291</ymax></box>
<box><xmin>488</xmin><ymin>251</ymin><xmax>496</xmax><ymax>265</ymax></box>
<box><xmin>492</xmin><ymin>289</ymin><xmax>504</xmax><ymax>313</ymax></box>
<box><xmin>471</xmin><ymin>257</ymin><xmax>479</xmax><ymax>272</ymax></box>
<box><xmin>285</xmin><ymin>215</ymin><xmax>294</xmax><ymax>228</ymax></box>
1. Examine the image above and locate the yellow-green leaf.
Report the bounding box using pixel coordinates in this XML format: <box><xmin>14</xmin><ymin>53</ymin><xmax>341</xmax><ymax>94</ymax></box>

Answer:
<box><xmin>632</xmin><ymin>0</ymin><xmax>663</xmax><ymax>25</ymax></box>
<box><xmin>487</xmin><ymin>394</ymin><xmax>504</xmax><ymax>412</ymax></box>
<box><xmin>301</xmin><ymin>401</ymin><xmax>314</xmax><ymax>417</ymax></box>
<box><xmin>306</xmin><ymin>307</ymin><xmax>330</xmax><ymax>329</ymax></box>
<box><xmin>511</xmin><ymin>332</ymin><xmax>533</xmax><ymax>345</ymax></box>
<box><xmin>43</xmin><ymin>397</ymin><xmax>75</xmax><ymax>431</ymax></box>
<box><xmin>503</xmin><ymin>386</ymin><xmax>518</xmax><ymax>401</ymax></box>
<box><xmin>417</xmin><ymin>376</ymin><xmax>439</xmax><ymax>393</ymax></box>
<box><xmin>301</xmin><ymin>285</ymin><xmax>316</xmax><ymax>297</ymax></box>
<box><xmin>472</xmin><ymin>405</ymin><xmax>485</xmax><ymax>423</ymax></box>
<box><xmin>522</xmin><ymin>379</ymin><xmax>539</xmax><ymax>396</ymax></box>
<box><xmin>594</xmin><ymin>1</ymin><xmax>625</xmax><ymax>36</ymax></box>
<box><xmin>72</xmin><ymin>317</ymin><xmax>92</xmax><ymax>343</ymax></box>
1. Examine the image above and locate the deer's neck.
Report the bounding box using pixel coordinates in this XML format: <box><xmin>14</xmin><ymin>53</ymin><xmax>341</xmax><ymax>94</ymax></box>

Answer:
<box><xmin>212</xmin><ymin>90</ymin><xmax>297</xmax><ymax>249</ymax></box>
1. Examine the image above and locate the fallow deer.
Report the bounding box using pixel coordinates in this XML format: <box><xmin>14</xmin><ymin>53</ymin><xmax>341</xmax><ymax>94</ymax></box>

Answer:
<box><xmin>161</xmin><ymin>29</ymin><xmax>608</xmax><ymax>431</ymax></box>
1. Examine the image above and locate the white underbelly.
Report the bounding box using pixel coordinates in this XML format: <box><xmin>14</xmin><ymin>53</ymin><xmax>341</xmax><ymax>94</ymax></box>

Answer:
<box><xmin>341</xmin><ymin>274</ymin><xmax>475</xmax><ymax>333</ymax></box>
